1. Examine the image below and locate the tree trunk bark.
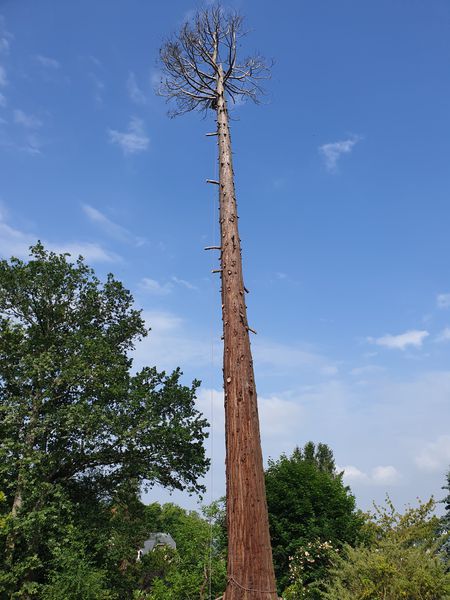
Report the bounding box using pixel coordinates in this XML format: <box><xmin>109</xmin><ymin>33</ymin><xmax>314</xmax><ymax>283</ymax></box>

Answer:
<box><xmin>215</xmin><ymin>68</ymin><xmax>278</xmax><ymax>599</ymax></box>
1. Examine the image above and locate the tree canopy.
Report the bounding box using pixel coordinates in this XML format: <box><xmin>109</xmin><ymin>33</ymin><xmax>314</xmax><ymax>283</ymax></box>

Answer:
<box><xmin>324</xmin><ymin>498</ymin><xmax>450</xmax><ymax>600</ymax></box>
<box><xmin>0</xmin><ymin>244</ymin><xmax>209</xmax><ymax>597</ymax></box>
<box><xmin>265</xmin><ymin>442</ymin><xmax>364</xmax><ymax>592</ymax></box>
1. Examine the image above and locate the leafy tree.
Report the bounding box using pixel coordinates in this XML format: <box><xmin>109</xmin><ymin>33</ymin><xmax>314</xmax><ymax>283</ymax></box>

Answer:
<box><xmin>42</xmin><ymin>531</ymin><xmax>114</xmax><ymax>600</ymax></box>
<box><xmin>441</xmin><ymin>468</ymin><xmax>450</xmax><ymax>560</ymax></box>
<box><xmin>141</xmin><ymin>502</ymin><xmax>227</xmax><ymax>599</ymax></box>
<box><xmin>324</xmin><ymin>498</ymin><xmax>450</xmax><ymax>600</ymax></box>
<box><xmin>0</xmin><ymin>244</ymin><xmax>209</xmax><ymax>597</ymax></box>
<box><xmin>265</xmin><ymin>443</ymin><xmax>364</xmax><ymax>592</ymax></box>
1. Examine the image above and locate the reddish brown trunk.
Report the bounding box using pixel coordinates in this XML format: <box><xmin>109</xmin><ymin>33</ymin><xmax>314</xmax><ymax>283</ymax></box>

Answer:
<box><xmin>215</xmin><ymin>69</ymin><xmax>277</xmax><ymax>599</ymax></box>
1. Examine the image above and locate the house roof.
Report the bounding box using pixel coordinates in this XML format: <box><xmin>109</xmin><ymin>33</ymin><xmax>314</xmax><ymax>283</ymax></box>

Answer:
<box><xmin>140</xmin><ymin>532</ymin><xmax>176</xmax><ymax>555</ymax></box>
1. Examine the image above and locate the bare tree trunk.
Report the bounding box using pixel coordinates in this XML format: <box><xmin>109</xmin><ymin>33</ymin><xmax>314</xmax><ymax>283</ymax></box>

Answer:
<box><xmin>215</xmin><ymin>68</ymin><xmax>277</xmax><ymax>599</ymax></box>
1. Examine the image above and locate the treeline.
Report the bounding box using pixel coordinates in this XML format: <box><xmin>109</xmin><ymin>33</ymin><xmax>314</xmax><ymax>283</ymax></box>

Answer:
<box><xmin>1</xmin><ymin>246</ymin><xmax>449</xmax><ymax>598</ymax></box>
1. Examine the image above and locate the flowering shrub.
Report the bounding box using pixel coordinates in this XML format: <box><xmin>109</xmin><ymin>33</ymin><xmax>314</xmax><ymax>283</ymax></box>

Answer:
<box><xmin>283</xmin><ymin>540</ymin><xmax>337</xmax><ymax>599</ymax></box>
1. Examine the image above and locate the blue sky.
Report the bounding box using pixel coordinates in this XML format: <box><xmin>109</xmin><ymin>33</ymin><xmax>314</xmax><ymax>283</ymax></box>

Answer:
<box><xmin>1</xmin><ymin>0</ymin><xmax>450</xmax><ymax>513</ymax></box>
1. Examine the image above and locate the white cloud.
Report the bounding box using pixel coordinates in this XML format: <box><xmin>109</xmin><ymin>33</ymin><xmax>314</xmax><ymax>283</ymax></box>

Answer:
<box><xmin>350</xmin><ymin>365</ymin><xmax>385</xmax><ymax>377</ymax></box>
<box><xmin>372</xmin><ymin>465</ymin><xmax>399</xmax><ymax>485</ymax></box>
<box><xmin>127</xmin><ymin>72</ymin><xmax>147</xmax><ymax>105</ymax></box>
<box><xmin>132</xmin><ymin>309</ymin><xmax>213</xmax><ymax>373</ymax></box>
<box><xmin>196</xmin><ymin>388</ymin><xmax>304</xmax><ymax>441</ymax></box>
<box><xmin>140</xmin><ymin>277</ymin><xmax>173</xmax><ymax>296</ymax></box>
<box><xmin>437</xmin><ymin>293</ymin><xmax>450</xmax><ymax>309</ymax></box>
<box><xmin>340</xmin><ymin>465</ymin><xmax>369</xmax><ymax>482</ymax></box>
<box><xmin>0</xmin><ymin>92</ymin><xmax>5</xmax><ymax>107</ymax></box>
<box><xmin>34</xmin><ymin>54</ymin><xmax>60</xmax><ymax>69</ymax></box>
<box><xmin>108</xmin><ymin>117</ymin><xmax>149</xmax><ymax>155</ymax></box>
<box><xmin>0</xmin><ymin>211</ymin><xmax>119</xmax><ymax>263</ymax></box>
<box><xmin>82</xmin><ymin>203</ymin><xmax>146</xmax><ymax>246</ymax></box>
<box><xmin>435</xmin><ymin>327</ymin><xmax>450</xmax><ymax>343</ymax></box>
<box><xmin>0</xmin><ymin>65</ymin><xmax>7</xmax><ymax>87</ymax></box>
<box><xmin>150</xmin><ymin>70</ymin><xmax>162</xmax><ymax>90</ymax></box>
<box><xmin>47</xmin><ymin>242</ymin><xmax>120</xmax><ymax>262</ymax></box>
<box><xmin>319</xmin><ymin>135</ymin><xmax>361</xmax><ymax>173</ymax></box>
<box><xmin>252</xmin><ymin>338</ymin><xmax>338</xmax><ymax>377</ymax></box>
<box><xmin>139</xmin><ymin>275</ymin><xmax>198</xmax><ymax>296</ymax></box>
<box><xmin>89</xmin><ymin>72</ymin><xmax>105</xmax><ymax>105</ymax></box>
<box><xmin>10</xmin><ymin>111</ymin><xmax>43</xmax><ymax>154</ymax></box>
<box><xmin>415</xmin><ymin>435</ymin><xmax>450</xmax><ymax>472</ymax></box>
<box><xmin>171</xmin><ymin>276</ymin><xmax>198</xmax><ymax>291</ymax></box>
<box><xmin>132</xmin><ymin>294</ymin><xmax>450</xmax><ymax>511</ymax></box>
<box><xmin>340</xmin><ymin>464</ymin><xmax>400</xmax><ymax>486</ymax></box>
<box><xmin>0</xmin><ymin>16</ymin><xmax>12</xmax><ymax>55</ymax></box>
<box><xmin>13</xmin><ymin>109</ymin><xmax>42</xmax><ymax>129</ymax></box>
<box><xmin>368</xmin><ymin>329</ymin><xmax>429</xmax><ymax>350</ymax></box>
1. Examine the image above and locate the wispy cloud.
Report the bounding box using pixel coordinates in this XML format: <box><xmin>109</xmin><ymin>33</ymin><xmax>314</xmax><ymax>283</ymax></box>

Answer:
<box><xmin>0</xmin><ymin>208</ymin><xmax>119</xmax><ymax>263</ymax></box>
<box><xmin>435</xmin><ymin>327</ymin><xmax>450</xmax><ymax>343</ymax></box>
<box><xmin>108</xmin><ymin>117</ymin><xmax>149</xmax><ymax>155</ymax></box>
<box><xmin>127</xmin><ymin>72</ymin><xmax>147</xmax><ymax>105</ymax></box>
<box><xmin>252</xmin><ymin>337</ymin><xmax>338</xmax><ymax>378</ymax></box>
<box><xmin>81</xmin><ymin>56</ymin><xmax>105</xmax><ymax>105</ymax></box>
<box><xmin>415</xmin><ymin>435</ymin><xmax>450</xmax><ymax>472</ymax></box>
<box><xmin>140</xmin><ymin>278</ymin><xmax>173</xmax><ymax>296</ymax></box>
<box><xmin>14</xmin><ymin>109</ymin><xmax>42</xmax><ymax>129</ymax></box>
<box><xmin>0</xmin><ymin>16</ymin><xmax>12</xmax><ymax>55</ymax></box>
<box><xmin>34</xmin><ymin>54</ymin><xmax>60</xmax><ymax>69</ymax></box>
<box><xmin>139</xmin><ymin>275</ymin><xmax>198</xmax><ymax>296</ymax></box>
<box><xmin>150</xmin><ymin>70</ymin><xmax>162</xmax><ymax>91</ymax></box>
<box><xmin>340</xmin><ymin>464</ymin><xmax>400</xmax><ymax>486</ymax></box>
<box><xmin>0</xmin><ymin>92</ymin><xmax>5</xmax><ymax>107</ymax></box>
<box><xmin>133</xmin><ymin>309</ymin><xmax>213</xmax><ymax>372</ymax></box>
<box><xmin>90</xmin><ymin>72</ymin><xmax>105</xmax><ymax>105</ymax></box>
<box><xmin>350</xmin><ymin>364</ymin><xmax>385</xmax><ymax>377</ymax></box>
<box><xmin>11</xmin><ymin>110</ymin><xmax>43</xmax><ymax>154</ymax></box>
<box><xmin>319</xmin><ymin>135</ymin><xmax>361</xmax><ymax>173</ymax></box>
<box><xmin>437</xmin><ymin>293</ymin><xmax>450</xmax><ymax>309</ymax></box>
<box><xmin>82</xmin><ymin>203</ymin><xmax>146</xmax><ymax>246</ymax></box>
<box><xmin>368</xmin><ymin>329</ymin><xmax>429</xmax><ymax>350</ymax></box>
<box><xmin>0</xmin><ymin>17</ymin><xmax>11</xmax><ymax>91</ymax></box>
<box><xmin>171</xmin><ymin>276</ymin><xmax>198</xmax><ymax>291</ymax></box>
<box><xmin>0</xmin><ymin>64</ymin><xmax>7</xmax><ymax>87</ymax></box>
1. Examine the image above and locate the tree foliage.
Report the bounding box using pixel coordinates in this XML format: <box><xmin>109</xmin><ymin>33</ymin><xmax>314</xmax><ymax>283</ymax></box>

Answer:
<box><xmin>138</xmin><ymin>503</ymin><xmax>226</xmax><ymax>599</ymax></box>
<box><xmin>0</xmin><ymin>244</ymin><xmax>209</xmax><ymax>597</ymax></box>
<box><xmin>441</xmin><ymin>468</ymin><xmax>450</xmax><ymax>560</ymax></box>
<box><xmin>265</xmin><ymin>442</ymin><xmax>364</xmax><ymax>592</ymax></box>
<box><xmin>324</xmin><ymin>498</ymin><xmax>450</xmax><ymax>600</ymax></box>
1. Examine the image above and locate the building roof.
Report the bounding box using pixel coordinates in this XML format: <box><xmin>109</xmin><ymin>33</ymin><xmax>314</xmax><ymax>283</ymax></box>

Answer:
<box><xmin>140</xmin><ymin>532</ymin><xmax>176</xmax><ymax>555</ymax></box>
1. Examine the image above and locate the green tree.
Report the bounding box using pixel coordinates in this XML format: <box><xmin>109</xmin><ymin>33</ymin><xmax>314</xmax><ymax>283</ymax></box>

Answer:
<box><xmin>0</xmin><ymin>244</ymin><xmax>209</xmax><ymax>597</ymax></box>
<box><xmin>141</xmin><ymin>502</ymin><xmax>227</xmax><ymax>599</ymax></box>
<box><xmin>265</xmin><ymin>443</ymin><xmax>364</xmax><ymax>592</ymax></box>
<box><xmin>441</xmin><ymin>468</ymin><xmax>450</xmax><ymax>560</ymax></box>
<box><xmin>324</xmin><ymin>498</ymin><xmax>450</xmax><ymax>600</ymax></box>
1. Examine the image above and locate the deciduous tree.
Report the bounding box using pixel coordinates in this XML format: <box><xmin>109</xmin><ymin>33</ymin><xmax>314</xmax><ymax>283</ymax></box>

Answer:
<box><xmin>265</xmin><ymin>443</ymin><xmax>363</xmax><ymax>592</ymax></box>
<box><xmin>324</xmin><ymin>498</ymin><xmax>450</xmax><ymax>600</ymax></box>
<box><xmin>0</xmin><ymin>243</ymin><xmax>209</xmax><ymax>597</ymax></box>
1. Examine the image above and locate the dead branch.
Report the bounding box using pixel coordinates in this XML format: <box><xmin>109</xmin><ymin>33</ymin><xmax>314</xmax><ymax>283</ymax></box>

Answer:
<box><xmin>158</xmin><ymin>6</ymin><xmax>271</xmax><ymax>117</ymax></box>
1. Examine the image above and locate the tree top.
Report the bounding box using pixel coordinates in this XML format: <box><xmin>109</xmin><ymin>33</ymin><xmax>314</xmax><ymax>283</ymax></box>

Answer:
<box><xmin>158</xmin><ymin>5</ymin><xmax>271</xmax><ymax>116</ymax></box>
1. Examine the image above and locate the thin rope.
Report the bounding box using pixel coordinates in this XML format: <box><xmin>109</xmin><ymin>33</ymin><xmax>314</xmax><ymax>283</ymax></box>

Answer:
<box><xmin>228</xmin><ymin>576</ymin><xmax>278</xmax><ymax>596</ymax></box>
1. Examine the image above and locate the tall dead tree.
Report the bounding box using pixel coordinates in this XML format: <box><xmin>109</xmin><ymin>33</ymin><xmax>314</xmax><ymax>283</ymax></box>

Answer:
<box><xmin>159</xmin><ymin>7</ymin><xmax>277</xmax><ymax>599</ymax></box>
